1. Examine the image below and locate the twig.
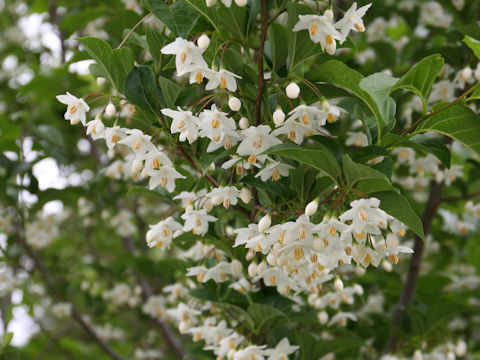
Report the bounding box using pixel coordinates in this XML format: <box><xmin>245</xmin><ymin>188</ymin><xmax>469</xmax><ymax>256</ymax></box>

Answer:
<box><xmin>383</xmin><ymin>180</ymin><xmax>443</xmax><ymax>354</ymax></box>
<box><xmin>117</xmin><ymin>13</ymin><xmax>152</xmax><ymax>49</ymax></box>
<box><xmin>255</xmin><ymin>0</ymin><xmax>268</xmax><ymax>126</ymax></box>
<box><xmin>440</xmin><ymin>191</ymin><xmax>480</xmax><ymax>203</ymax></box>
<box><xmin>402</xmin><ymin>82</ymin><xmax>480</xmax><ymax>136</ymax></box>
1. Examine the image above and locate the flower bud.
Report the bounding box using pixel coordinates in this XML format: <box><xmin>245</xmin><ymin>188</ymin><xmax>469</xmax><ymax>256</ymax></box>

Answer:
<box><xmin>355</xmin><ymin>266</ymin><xmax>366</xmax><ymax>276</ymax></box>
<box><xmin>197</xmin><ymin>34</ymin><xmax>210</xmax><ymax>50</ymax></box>
<box><xmin>286</xmin><ymin>82</ymin><xmax>300</xmax><ymax>99</ymax></box>
<box><xmin>382</xmin><ymin>260</ymin><xmax>393</xmax><ymax>272</ymax></box>
<box><xmin>305</xmin><ymin>199</ymin><xmax>318</xmax><ymax>216</ymax></box>
<box><xmin>206</xmin><ymin>0</ymin><xmax>216</xmax><ymax>6</ymax></box>
<box><xmin>70</xmin><ymin>117</ymin><xmax>81</xmax><ymax>125</ymax></box>
<box><xmin>131</xmin><ymin>159</ymin><xmax>143</xmax><ymax>174</ymax></box>
<box><xmin>247</xmin><ymin>263</ymin><xmax>258</xmax><ymax>277</ymax></box>
<box><xmin>239</xmin><ymin>117</ymin><xmax>249</xmax><ymax>129</ymax></box>
<box><xmin>178</xmin><ymin>321</ymin><xmax>190</xmax><ymax>334</ymax></box>
<box><xmin>228</xmin><ymin>96</ymin><xmax>241</xmax><ymax>111</ymax></box>
<box><xmin>240</xmin><ymin>188</ymin><xmax>252</xmax><ymax>204</ymax></box>
<box><xmin>257</xmin><ymin>261</ymin><xmax>266</xmax><ymax>274</ymax></box>
<box><xmin>353</xmin><ymin>284</ymin><xmax>364</xmax><ymax>295</ymax></box>
<box><xmin>266</xmin><ymin>252</ymin><xmax>277</xmax><ymax>265</ymax></box>
<box><xmin>455</xmin><ymin>340</ymin><xmax>467</xmax><ymax>356</ymax></box>
<box><xmin>459</xmin><ymin>66</ymin><xmax>472</xmax><ymax>82</ymax></box>
<box><xmin>324</xmin><ymin>9</ymin><xmax>334</xmax><ymax>22</ymax></box>
<box><xmin>258</xmin><ymin>214</ymin><xmax>271</xmax><ymax>232</ymax></box>
<box><xmin>318</xmin><ymin>311</ymin><xmax>329</xmax><ymax>324</ymax></box>
<box><xmin>273</xmin><ymin>107</ymin><xmax>285</xmax><ymax>126</ymax></box>
<box><xmin>234</xmin><ymin>0</ymin><xmax>247</xmax><ymax>6</ymax></box>
<box><xmin>231</xmin><ymin>260</ymin><xmax>243</xmax><ymax>275</ymax></box>
<box><xmin>334</xmin><ymin>278</ymin><xmax>344</xmax><ymax>292</ymax></box>
<box><xmin>105</xmin><ymin>102</ymin><xmax>116</xmax><ymax>117</ymax></box>
<box><xmin>413</xmin><ymin>350</ymin><xmax>423</xmax><ymax>360</ymax></box>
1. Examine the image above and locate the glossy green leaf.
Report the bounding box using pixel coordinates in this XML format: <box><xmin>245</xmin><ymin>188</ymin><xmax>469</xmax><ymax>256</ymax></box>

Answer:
<box><xmin>464</xmin><ymin>35</ymin><xmax>480</xmax><ymax>59</ymax></box>
<box><xmin>124</xmin><ymin>65</ymin><xmax>160</xmax><ymax>116</ymax></box>
<box><xmin>263</xmin><ymin>143</ymin><xmax>341</xmax><ymax>185</ymax></box>
<box><xmin>78</xmin><ymin>37</ymin><xmax>134</xmax><ymax>93</ymax></box>
<box><xmin>391</xmin><ymin>54</ymin><xmax>444</xmax><ymax>112</ymax></box>
<box><xmin>413</xmin><ymin>104</ymin><xmax>480</xmax><ymax>155</ymax></box>
<box><xmin>144</xmin><ymin>0</ymin><xmax>200</xmax><ymax>38</ymax></box>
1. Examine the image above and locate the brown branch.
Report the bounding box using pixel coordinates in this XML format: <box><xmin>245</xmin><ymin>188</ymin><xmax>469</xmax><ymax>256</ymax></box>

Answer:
<box><xmin>383</xmin><ymin>180</ymin><xmax>443</xmax><ymax>354</ymax></box>
<box><xmin>440</xmin><ymin>190</ymin><xmax>480</xmax><ymax>203</ymax></box>
<box><xmin>255</xmin><ymin>0</ymin><xmax>268</xmax><ymax>126</ymax></box>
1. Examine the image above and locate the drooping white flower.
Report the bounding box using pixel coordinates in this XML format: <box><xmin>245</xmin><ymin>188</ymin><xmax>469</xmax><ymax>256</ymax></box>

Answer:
<box><xmin>56</xmin><ymin>92</ymin><xmax>90</xmax><ymax>125</ymax></box>
<box><xmin>271</xmin><ymin>119</ymin><xmax>313</xmax><ymax>145</ymax></box>
<box><xmin>161</xmin><ymin>38</ymin><xmax>207</xmax><ymax>74</ymax></box>
<box><xmin>293</xmin><ymin>15</ymin><xmax>341</xmax><ymax>54</ymax></box>
<box><xmin>255</xmin><ymin>158</ymin><xmax>295</xmax><ymax>182</ymax></box>
<box><xmin>384</xmin><ymin>233</ymin><xmax>413</xmax><ymax>264</ymax></box>
<box><xmin>207</xmin><ymin>186</ymin><xmax>241</xmax><ymax>209</ymax></box>
<box><xmin>119</xmin><ymin>129</ymin><xmax>157</xmax><ymax>160</ymax></box>
<box><xmin>339</xmin><ymin>198</ymin><xmax>388</xmax><ymax>235</ymax></box>
<box><xmin>161</xmin><ymin>107</ymin><xmax>200</xmax><ymax>143</ymax></box>
<box><xmin>86</xmin><ymin>115</ymin><xmax>106</xmax><ymax>140</ymax></box>
<box><xmin>287</xmin><ymin>104</ymin><xmax>327</xmax><ymax>128</ymax></box>
<box><xmin>144</xmin><ymin>165</ymin><xmax>186</xmax><ymax>192</ymax></box>
<box><xmin>146</xmin><ymin>217</ymin><xmax>182</xmax><ymax>249</ymax></box>
<box><xmin>264</xmin><ymin>338</ymin><xmax>299</xmax><ymax>360</ymax></box>
<box><xmin>205</xmin><ymin>68</ymin><xmax>241</xmax><ymax>92</ymax></box>
<box><xmin>334</xmin><ymin>2</ymin><xmax>372</xmax><ymax>44</ymax></box>
<box><xmin>237</xmin><ymin>125</ymin><xmax>282</xmax><ymax>164</ymax></box>
<box><xmin>142</xmin><ymin>149</ymin><xmax>173</xmax><ymax>174</ymax></box>
<box><xmin>345</xmin><ymin>131</ymin><xmax>368</xmax><ymax>147</ymax></box>
<box><xmin>52</xmin><ymin>302</ymin><xmax>72</xmax><ymax>318</ymax></box>
<box><xmin>181</xmin><ymin>208</ymin><xmax>217</xmax><ymax>235</ymax></box>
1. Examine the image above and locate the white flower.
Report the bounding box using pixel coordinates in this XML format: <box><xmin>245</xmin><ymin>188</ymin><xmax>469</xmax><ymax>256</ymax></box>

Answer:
<box><xmin>430</xmin><ymin>80</ymin><xmax>455</xmax><ymax>103</ymax></box>
<box><xmin>287</xmin><ymin>104</ymin><xmax>327</xmax><ymax>128</ymax></box>
<box><xmin>228</xmin><ymin>96</ymin><xmax>242</xmax><ymax>111</ymax></box>
<box><xmin>293</xmin><ymin>15</ymin><xmax>341</xmax><ymax>55</ymax></box>
<box><xmin>345</xmin><ymin>131</ymin><xmax>368</xmax><ymax>147</ymax></box>
<box><xmin>334</xmin><ymin>2</ymin><xmax>372</xmax><ymax>44</ymax></box>
<box><xmin>255</xmin><ymin>158</ymin><xmax>295</xmax><ymax>181</ymax></box>
<box><xmin>161</xmin><ymin>107</ymin><xmax>200</xmax><ymax>143</ymax></box>
<box><xmin>328</xmin><ymin>312</ymin><xmax>357</xmax><ymax>326</ymax></box>
<box><xmin>258</xmin><ymin>214</ymin><xmax>272</xmax><ymax>232</ymax></box>
<box><xmin>122</xmin><ymin>0</ymin><xmax>142</xmax><ymax>13</ymax></box>
<box><xmin>178</xmin><ymin>64</ymin><xmax>212</xmax><ymax>85</ymax></box>
<box><xmin>119</xmin><ymin>129</ymin><xmax>156</xmax><ymax>160</ymax></box>
<box><xmin>237</xmin><ymin>125</ymin><xmax>282</xmax><ymax>164</ymax></box>
<box><xmin>52</xmin><ymin>302</ymin><xmax>72</xmax><ymax>318</ymax></box>
<box><xmin>56</xmin><ymin>92</ymin><xmax>90</xmax><ymax>125</ymax></box>
<box><xmin>146</xmin><ymin>217</ymin><xmax>182</xmax><ymax>249</ymax></box>
<box><xmin>239</xmin><ymin>117</ymin><xmax>249</xmax><ymax>129</ymax></box>
<box><xmin>86</xmin><ymin>116</ymin><xmax>106</xmax><ymax>140</ymax></box>
<box><xmin>384</xmin><ymin>233</ymin><xmax>413</xmax><ymax>264</ymax></box>
<box><xmin>392</xmin><ymin>147</ymin><xmax>415</xmax><ymax>165</ymax></box>
<box><xmin>339</xmin><ymin>198</ymin><xmax>387</xmax><ymax>235</ymax></box>
<box><xmin>147</xmin><ymin>165</ymin><xmax>185</xmax><ymax>192</ymax></box>
<box><xmin>271</xmin><ymin>119</ymin><xmax>313</xmax><ymax>145</ymax></box>
<box><xmin>264</xmin><ymin>338</ymin><xmax>299</xmax><ymax>360</ymax></box>
<box><xmin>105</xmin><ymin>102</ymin><xmax>116</xmax><ymax>117</ymax></box>
<box><xmin>273</xmin><ymin>107</ymin><xmax>286</xmax><ymax>126</ymax></box>
<box><xmin>233</xmin><ymin>346</ymin><xmax>267</xmax><ymax>360</ymax></box>
<box><xmin>105</xmin><ymin>126</ymin><xmax>126</xmax><ymax>149</ymax></box>
<box><xmin>142</xmin><ymin>149</ymin><xmax>173</xmax><ymax>174</ymax></box>
<box><xmin>207</xmin><ymin>186</ymin><xmax>241</xmax><ymax>209</ymax></box>
<box><xmin>161</xmin><ymin>38</ymin><xmax>207</xmax><ymax>74</ymax></box>
<box><xmin>233</xmin><ymin>224</ymin><xmax>260</xmax><ymax>247</ymax></box>
<box><xmin>305</xmin><ymin>199</ymin><xmax>318</xmax><ymax>216</ymax></box>
<box><xmin>205</xmin><ymin>68</ymin><xmax>241</xmax><ymax>92</ymax></box>
<box><xmin>181</xmin><ymin>208</ymin><xmax>217</xmax><ymax>235</ymax></box>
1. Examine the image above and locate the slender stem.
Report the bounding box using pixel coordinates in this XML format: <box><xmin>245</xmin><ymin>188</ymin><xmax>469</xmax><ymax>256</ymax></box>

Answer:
<box><xmin>255</xmin><ymin>0</ymin><xmax>268</xmax><ymax>126</ymax></box>
<box><xmin>383</xmin><ymin>180</ymin><xmax>443</xmax><ymax>354</ymax></box>
<box><xmin>117</xmin><ymin>13</ymin><xmax>152</xmax><ymax>49</ymax></box>
<box><xmin>402</xmin><ymin>82</ymin><xmax>480</xmax><ymax>136</ymax></box>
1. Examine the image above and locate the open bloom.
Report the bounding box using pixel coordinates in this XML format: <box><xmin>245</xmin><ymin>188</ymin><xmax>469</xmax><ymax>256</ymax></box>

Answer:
<box><xmin>264</xmin><ymin>338</ymin><xmax>299</xmax><ymax>360</ymax></box>
<box><xmin>237</xmin><ymin>125</ymin><xmax>282</xmax><ymax>164</ymax></box>
<box><xmin>334</xmin><ymin>2</ymin><xmax>372</xmax><ymax>43</ymax></box>
<box><xmin>144</xmin><ymin>165</ymin><xmax>186</xmax><ymax>192</ymax></box>
<box><xmin>339</xmin><ymin>198</ymin><xmax>388</xmax><ymax>235</ymax></box>
<box><xmin>161</xmin><ymin>107</ymin><xmax>200</xmax><ymax>143</ymax></box>
<box><xmin>293</xmin><ymin>14</ymin><xmax>341</xmax><ymax>55</ymax></box>
<box><xmin>86</xmin><ymin>116</ymin><xmax>105</xmax><ymax>140</ymax></box>
<box><xmin>205</xmin><ymin>68</ymin><xmax>241</xmax><ymax>92</ymax></box>
<box><xmin>181</xmin><ymin>208</ymin><xmax>217</xmax><ymax>235</ymax></box>
<box><xmin>56</xmin><ymin>92</ymin><xmax>90</xmax><ymax>125</ymax></box>
<box><xmin>161</xmin><ymin>38</ymin><xmax>207</xmax><ymax>74</ymax></box>
<box><xmin>255</xmin><ymin>158</ymin><xmax>295</xmax><ymax>182</ymax></box>
<box><xmin>119</xmin><ymin>129</ymin><xmax>156</xmax><ymax>160</ymax></box>
<box><xmin>146</xmin><ymin>217</ymin><xmax>182</xmax><ymax>249</ymax></box>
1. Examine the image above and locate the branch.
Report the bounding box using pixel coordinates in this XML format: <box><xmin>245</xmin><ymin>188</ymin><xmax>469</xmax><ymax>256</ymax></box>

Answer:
<box><xmin>117</xmin><ymin>13</ymin><xmax>152</xmax><ymax>49</ymax></box>
<box><xmin>255</xmin><ymin>0</ymin><xmax>268</xmax><ymax>126</ymax></box>
<box><xmin>383</xmin><ymin>180</ymin><xmax>443</xmax><ymax>354</ymax></box>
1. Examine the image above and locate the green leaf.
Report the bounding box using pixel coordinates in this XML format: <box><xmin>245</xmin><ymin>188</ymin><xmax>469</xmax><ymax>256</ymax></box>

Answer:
<box><xmin>359</xmin><ymin>72</ymin><xmax>399</xmax><ymax>134</ymax></box>
<box><xmin>146</xmin><ymin>27</ymin><xmax>167</xmax><ymax>66</ymax></box>
<box><xmin>310</xmin><ymin>61</ymin><xmax>389</xmax><ymax>142</ymax></box>
<box><xmin>314</xmin><ymin>338</ymin><xmax>364</xmax><ymax>358</ymax></box>
<box><xmin>124</xmin><ymin>66</ymin><xmax>160</xmax><ymax>116</ymax></box>
<box><xmin>158</xmin><ymin>76</ymin><xmax>182</xmax><ymax>108</ymax></box>
<box><xmin>342</xmin><ymin>155</ymin><xmax>425</xmax><ymax>240</ymax></box>
<box><xmin>381</xmin><ymin>133</ymin><xmax>451</xmax><ymax>168</ymax></box>
<box><xmin>247</xmin><ymin>303</ymin><xmax>288</xmax><ymax>333</ymax></box>
<box><xmin>262</xmin><ymin>143</ymin><xmax>341</xmax><ymax>185</ymax></box>
<box><xmin>413</xmin><ymin>104</ymin><xmax>480</xmax><ymax>155</ymax></box>
<box><xmin>268</xmin><ymin>23</ymin><xmax>289</xmax><ymax>73</ymax></box>
<box><xmin>144</xmin><ymin>0</ymin><xmax>200</xmax><ymax>38</ymax></box>
<box><xmin>464</xmin><ymin>35</ymin><xmax>480</xmax><ymax>59</ymax></box>
<box><xmin>391</xmin><ymin>54</ymin><xmax>444</xmax><ymax>112</ymax></box>
<box><xmin>78</xmin><ymin>37</ymin><xmax>134</xmax><ymax>93</ymax></box>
